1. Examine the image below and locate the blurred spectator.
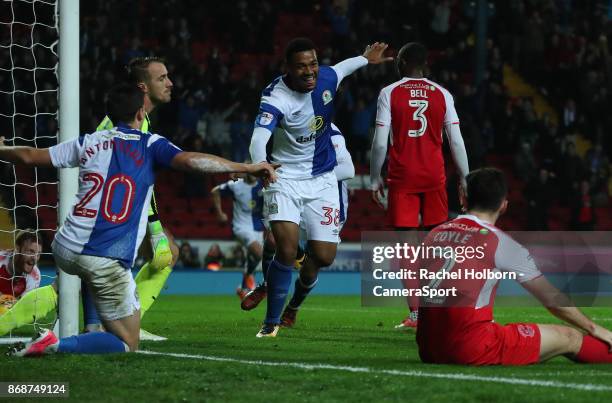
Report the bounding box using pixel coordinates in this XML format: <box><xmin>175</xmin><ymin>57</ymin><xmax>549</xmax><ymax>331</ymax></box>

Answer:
<box><xmin>514</xmin><ymin>142</ymin><xmax>537</xmax><ymax>182</ymax></box>
<box><xmin>178</xmin><ymin>93</ymin><xmax>204</xmax><ymax>134</ymax></box>
<box><xmin>204</xmin><ymin>244</ymin><xmax>225</xmax><ymax>271</ymax></box>
<box><xmin>326</xmin><ymin>1</ymin><xmax>351</xmax><ymax>54</ymax></box>
<box><xmin>123</xmin><ymin>38</ymin><xmax>145</xmax><ymax>64</ymax></box>
<box><xmin>585</xmin><ymin>142</ymin><xmax>608</xmax><ymax>179</ymax></box>
<box><xmin>224</xmin><ymin>243</ymin><xmax>246</xmax><ymax>268</ymax></box>
<box><xmin>571</xmin><ymin>180</ymin><xmax>596</xmax><ymax>231</ymax></box>
<box><xmin>229</xmin><ymin>111</ymin><xmax>254</xmax><ymax>163</ymax></box>
<box><xmin>6</xmin><ymin>0</ymin><xmax>611</xmax><ymax>238</ymax></box>
<box><xmin>430</xmin><ymin>0</ymin><xmax>451</xmax><ymax>47</ymax></box>
<box><xmin>204</xmin><ymin>102</ymin><xmax>241</xmax><ymax>158</ymax></box>
<box><xmin>181</xmin><ymin>136</ymin><xmax>208</xmax><ymax>198</ymax></box>
<box><xmin>176</xmin><ymin>242</ymin><xmax>200</xmax><ymax>268</ymax></box>
<box><xmin>562</xmin><ymin>98</ymin><xmax>577</xmax><ymax>129</ymax></box>
<box><xmin>525</xmin><ymin>168</ymin><xmax>553</xmax><ymax>230</ymax></box>
<box><xmin>348</xmin><ymin>98</ymin><xmax>376</xmax><ymax>165</ymax></box>
<box><xmin>559</xmin><ymin>142</ymin><xmax>584</xmax><ymax>205</ymax></box>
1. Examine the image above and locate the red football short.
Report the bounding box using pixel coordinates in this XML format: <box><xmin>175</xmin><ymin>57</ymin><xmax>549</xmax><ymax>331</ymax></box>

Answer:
<box><xmin>497</xmin><ymin>323</ymin><xmax>541</xmax><ymax>365</ymax></box>
<box><xmin>418</xmin><ymin>322</ymin><xmax>541</xmax><ymax>366</ymax></box>
<box><xmin>388</xmin><ymin>187</ymin><xmax>448</xmax><ymax>228</ymax></box>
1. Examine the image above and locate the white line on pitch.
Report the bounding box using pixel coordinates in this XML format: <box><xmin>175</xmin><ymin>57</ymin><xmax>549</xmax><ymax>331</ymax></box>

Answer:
<box><xmin>137</xmin><ymin>350</ymin><xmax>612</xmax><ymax>392</ymax></box>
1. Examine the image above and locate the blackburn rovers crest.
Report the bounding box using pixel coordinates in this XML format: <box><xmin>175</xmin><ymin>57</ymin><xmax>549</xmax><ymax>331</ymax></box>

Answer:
<box><xmin>322</xmin><ymin>90</ymin><xmax>333</xmax><ymax>105</ymax></box>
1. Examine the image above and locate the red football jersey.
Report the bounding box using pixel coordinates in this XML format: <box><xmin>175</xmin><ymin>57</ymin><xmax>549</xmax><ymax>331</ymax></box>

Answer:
<box><xmin>0</xmin><ymin>252</ymin><xmax>40</xmax><ymax>298</ymax></box>
<box><xmin>376</xmin><ymin>78</ymin><xmax>459</xmax><ymax>192</ymax></box>
<box><xmin>415</xmin><ymin>215</ymin><xmax>541</xmax><ymax>358</ymax></box>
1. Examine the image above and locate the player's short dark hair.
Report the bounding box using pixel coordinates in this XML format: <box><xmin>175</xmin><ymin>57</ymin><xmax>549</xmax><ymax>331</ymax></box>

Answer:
<box><xmin>105</xmin><ymin>83</ymin><xmax>145</xmax><ymax>125</ymax></box>
<box><xmin>466</xmin><ymin>167</ymin><xmax>508</xmax><ymax>212</ymax></box>
<box><xmin>15</xmin><ymin>229</ymin><xmax>38</xmax><ymax>248</ymax></box>
<box><xmin>126</xmin><ymin>56</ymin><xmax>166</xmax><ymax>84</ymax></box>
<box><xmin>284</xmin><ymin>38</ymin><xmax>316</xmax><ymax>63</ymax></box>
<box><xmin>397</xmin><ymin>42</ymin><xmax>427</xmax><ymax>74</ymax></box>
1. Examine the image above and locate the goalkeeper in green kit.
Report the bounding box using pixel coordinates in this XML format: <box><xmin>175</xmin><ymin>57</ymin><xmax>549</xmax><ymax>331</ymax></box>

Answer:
<box><xmin>83</xmin><ymin>56</ymin><xmax>178</xmax><ymax>337</ymax></box>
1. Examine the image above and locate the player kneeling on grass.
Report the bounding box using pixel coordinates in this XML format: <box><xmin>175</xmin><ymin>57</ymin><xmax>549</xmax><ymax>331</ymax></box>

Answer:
<box><xmin>0</xmin><ymin>230</ymin><xmax>58</xmax><ymax>335</ymax></box>
<box><xmin>416</xmin><ymin>167</ymin><xmax>612</xmax><ymax>365</ymax></box>
<box><xmin>2</xmin><ymin>83</ymin><xmax>278</xmax><ymax>356</ymax></box>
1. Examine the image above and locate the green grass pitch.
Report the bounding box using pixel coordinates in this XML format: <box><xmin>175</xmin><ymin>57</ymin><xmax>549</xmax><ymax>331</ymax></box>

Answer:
<box><xmin>3</xmin><ymin>295</ymin><xmax>612</xmax><ymax>402</ymax></box>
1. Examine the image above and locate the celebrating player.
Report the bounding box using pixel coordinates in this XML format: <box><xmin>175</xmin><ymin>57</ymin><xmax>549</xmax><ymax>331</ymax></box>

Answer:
<box><xmin>249</xmin><ymin>37</ymin><xmax>390</xmax><ymax>337</ymax></box>
<box><xmin>211</xmin><ymin>170</ymin><xmax>265</xmax><ymax>298</ymax></box>
<box><xmin>83</xmin><ymin>56</ymin><xmax>177</xmax><ymax>336</ymax></box>
<box><xmin>370</xmin><ymin>42</ymin><xmax>469</xmax><ymax>328</ymax></box>
<box><xmin>5</xmin><ymin>83</ymin><xmax>278</xmax><ymax>356</ymax></box>
<box><xmin>241</xmin><ymin>123</ymin><xmax>355</xmax><ymax>327</ymax></box>
<box><xmin>0</xmin><ymin>230</ymin><xmax>57</xmax><ymax>335</ymax></box>
<box><xmin>279</xmin><ymin>124</ymin><xmax>354</xmax><ymax>327</ymax></box>
<box><xmin>417</xmin><ymin>167</ymin><xmax>612</xmax><ymax>365</ymax></box>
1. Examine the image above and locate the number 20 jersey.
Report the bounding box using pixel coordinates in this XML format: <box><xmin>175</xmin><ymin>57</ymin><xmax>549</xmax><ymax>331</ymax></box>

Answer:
<box><xmin>49</xmin><ymin>125</ymin><xmax>182</xmax><ymax>268</ymax></box>
<box><xmin>375</xmin><ymin>78</ymin><xmax>459</xmax><ymax>192</ymax></box>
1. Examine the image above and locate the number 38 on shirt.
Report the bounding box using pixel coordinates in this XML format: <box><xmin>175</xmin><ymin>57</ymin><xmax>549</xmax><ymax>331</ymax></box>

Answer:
<box><xmin>321</xmin><ymin>207</ymin><xmax>340</xmax><ymax>226</ymax></box>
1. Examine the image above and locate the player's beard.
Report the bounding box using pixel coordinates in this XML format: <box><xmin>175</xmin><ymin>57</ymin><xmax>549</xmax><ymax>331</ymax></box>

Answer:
<box><xmin>152</xmin><ymin>89</ymin><xmax>172</xmax><ymax>105</ymax></box>
<box><xmin>15</xmin><ymin>254</ymin><xmax>36</xmax><ymax>274</ymax></box>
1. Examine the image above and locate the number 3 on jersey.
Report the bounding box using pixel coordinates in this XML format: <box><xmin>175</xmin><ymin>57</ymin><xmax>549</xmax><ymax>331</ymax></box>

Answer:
<box><xmin>73</xmin><ymin>173</ymin><xmax>135</xmax><ymax>224</ymax></box>
<box><xmin>408</xmin><ymin>100</ymin><xmax>428</xmax><ymax>137</ymax></box>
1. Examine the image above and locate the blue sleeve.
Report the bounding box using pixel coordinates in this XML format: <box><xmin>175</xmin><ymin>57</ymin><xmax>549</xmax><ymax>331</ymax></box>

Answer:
<box><xmin>254</xmin><ymin>103</ymin><xmax>283</xmax><ymax>132</ymax></box>
<box><xmin>149</xmin><ymin>135</ymin><xmax>183</xmax><ymax>168</ymax></box>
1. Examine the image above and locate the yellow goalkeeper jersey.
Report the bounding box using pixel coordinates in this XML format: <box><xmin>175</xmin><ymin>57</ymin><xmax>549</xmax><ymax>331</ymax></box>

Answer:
<box><xmin>96</xmin><ymin>114</ymin><xmax>151</xmax><ymax>132</ymax></box>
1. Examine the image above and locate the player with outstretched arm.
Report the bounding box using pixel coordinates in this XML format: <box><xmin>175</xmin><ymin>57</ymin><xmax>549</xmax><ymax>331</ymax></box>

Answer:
<box><xmin>241</xmin><ymin>123</ymin><xmax>355</xmax><ymax>328</ymax></box>
<box><xmin>5</xmin><ymin>83</ymin><xmax>278</xmax><ymax>356</ymax></box>
<box><xmin>249</xmin><ymin>37</ymin><xmax>391</xmax><ymax>337</ymax></box>
<box><xmin>83</xmin><ymin>57</ymin><xmax>177</xmax><ymax>338</ymax></box>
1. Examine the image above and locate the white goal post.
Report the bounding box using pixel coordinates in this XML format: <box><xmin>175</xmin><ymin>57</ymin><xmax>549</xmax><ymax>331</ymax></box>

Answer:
<box><xmin>56</xmin><ymin>0</ymin><xmax>79</xmax><ymax>338</ymax></box>
<box><xmin>0</xmin><ymin>0</ymin><xmax>79</xmax><ymax>343</ymax></box>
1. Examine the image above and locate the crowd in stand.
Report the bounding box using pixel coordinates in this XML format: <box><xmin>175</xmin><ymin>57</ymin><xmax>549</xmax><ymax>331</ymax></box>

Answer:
<box><xmin>164</xmin><ymin>241</ymin><xmax>246</xmax><ymax>270</ymax></box>
<box><xmin>2</xmin><ymin>0</ymin><xmax>610</xmax><ymax>232</ymax></box>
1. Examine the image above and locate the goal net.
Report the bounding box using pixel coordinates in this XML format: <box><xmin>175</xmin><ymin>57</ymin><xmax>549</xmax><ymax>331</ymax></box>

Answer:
<box><xmin>0</xmin><ymin>0</ymin><xmax>59</xmax><ymax>343</ymax></box>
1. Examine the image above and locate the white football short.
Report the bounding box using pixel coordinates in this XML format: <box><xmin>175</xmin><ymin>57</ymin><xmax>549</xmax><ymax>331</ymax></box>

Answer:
<box><xmin>52</xmin><ymin>241</ymin><xmax>140</xmax><ymax>321</ymax></box>
<box><xmin>263</xmin><ymin>171</ymin><xmax>340</xmax><ymax>243</ymax></box>
<box><xmin>233</xmin><ymin>226</ymin><xmax>264</xmax><ymax>248</ymax></box>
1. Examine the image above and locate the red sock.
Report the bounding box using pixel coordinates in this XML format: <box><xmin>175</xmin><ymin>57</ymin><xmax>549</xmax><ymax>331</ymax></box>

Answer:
<box><xmin>575</xmin><ymin>335</ymin><xmax>612</xmax><ymax>363</ymax></box>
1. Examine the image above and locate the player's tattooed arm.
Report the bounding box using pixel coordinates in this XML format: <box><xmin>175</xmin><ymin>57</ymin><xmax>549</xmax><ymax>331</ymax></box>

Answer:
<box><xmin>171</xmin><ymin>152</ymin><xmax>279</xmax><ymax>181</ymax></box>
<box><xmin>0</xmin><ymin>136</ymin><xmax>53</xmax><ymax>167</ymax></box>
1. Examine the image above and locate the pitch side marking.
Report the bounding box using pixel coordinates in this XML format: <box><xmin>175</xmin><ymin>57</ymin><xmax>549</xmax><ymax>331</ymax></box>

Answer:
<box><xmin>137</xmin><ymin>350</ymin><xmax>612</xmax><ymax>392</ymax></box>
<box><xmin>195</xmin><ymin>304</ymin><xmax>612</xmax><ymax>320</ymax></box>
